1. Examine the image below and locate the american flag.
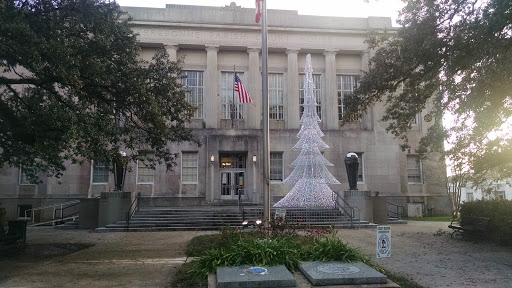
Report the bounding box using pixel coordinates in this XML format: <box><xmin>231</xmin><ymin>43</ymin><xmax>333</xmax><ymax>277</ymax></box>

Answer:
<box><xmin>234</xmin><ymin>74</ymin><xmax>254</xmax><ymax>104</ymax></box>
<box><xmin>255</xmin><ymin>0</ymin><xmax>262</xmax><ymax>23</ymax></box>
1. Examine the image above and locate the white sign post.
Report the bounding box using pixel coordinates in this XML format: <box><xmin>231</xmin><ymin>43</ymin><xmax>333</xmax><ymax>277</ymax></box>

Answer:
<box><xmin>376</xmin><ymin>226</ymin><xmax>391</xmax><ymax>258</ymax></box>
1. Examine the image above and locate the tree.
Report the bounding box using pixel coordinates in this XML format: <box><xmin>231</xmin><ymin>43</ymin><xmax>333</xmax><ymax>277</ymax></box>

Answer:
<box><xmin>274</xmin><ymin>54</ymin><xmax>340</xmax><ymax>208</ymax></box>
<box><xmin>0</xmin><ymin>0</ymin><xmax>198</xmax><ymax>181</ymax></box>
<box><xmin>348</xmin><ymin>0</ymin><xmax>512</xmax><ymax>184</ymax></box>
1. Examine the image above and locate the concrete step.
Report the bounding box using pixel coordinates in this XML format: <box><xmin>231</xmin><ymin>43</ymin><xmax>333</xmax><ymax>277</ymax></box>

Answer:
<box><xmin>96</xmin><ymin>222</ymin><xmax>378</xmax><ymax>232</ymax></box>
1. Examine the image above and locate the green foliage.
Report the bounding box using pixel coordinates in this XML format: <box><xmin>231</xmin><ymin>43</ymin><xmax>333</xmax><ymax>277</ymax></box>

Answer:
<box><xmin>302</xmin><ymin>236</ymin><xmax>361</xmax><ymax>263</ymax></box>
<box><xmin>351</xmin><ymin>0</ymin><xmax>512</xmax><ymax>183</ymax></box>
<box><xmin>170</xmin><ymin>262</ymin><xmax>207</xmax><ymax>288</ymax></box>
<box><xmin>0</xmin><ymin>0</ymin><xmax>198</xmax><ymax>181</ymax></box>
<box><xmin>404</xmin><ymin>216</ymin><xmax>452</xmax><ymax>222</ymax></box>
<box><xmin>190</xmin><ymin>236</ymin><xmax>303</xmax><ymax>280</ymax></box>
<box><xmin>185</xmin><ymin>234</ymin><xmax>223</xmax><ymax>257</ymax></box>
<box><xmin>187</xmin><ymin>225</ymin><xmax>363</xmax><ymax>280</ymax></box>
<box><xmin>460</xmin><ymin>199</ymin><xmax>512</xmax><ymax>243</ymax></box>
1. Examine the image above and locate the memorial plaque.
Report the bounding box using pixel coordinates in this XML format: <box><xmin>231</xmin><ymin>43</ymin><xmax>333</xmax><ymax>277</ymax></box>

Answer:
<box><xmin>317</xmin><ymin>263</ymin><xmax>360</xmax><ymax>275</ymax></box>
<box><xmin>216</xmin><ymin>265</ymin><xmax>296</xmax><ymax>288</ymax></box>
<box><xmin>299</xmin><ymin>261</ymin><xmax>387</xmax><ymax>286</ymax></box>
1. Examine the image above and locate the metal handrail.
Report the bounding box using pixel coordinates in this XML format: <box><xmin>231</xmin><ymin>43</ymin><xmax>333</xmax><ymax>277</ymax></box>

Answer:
<box><xmin>54</xmin><ymin>202</ymin><xmax>80</xmax><ymax>224</ymax></box>
<box><xmin>332</xmin><ymin>191</ymin><xmax>360</xmax><ymax>229</ymax></box>
<box><xmin>126</xmin><ymin>192</ymin><xmax>141</xmax><ymax>231</ymax></box>
<box><xmin>387</xmin><ymin>202</ymin><xmax>404</xmax><ymax>220</ymax></box>
<box><xmin>24</xmin><ymin>200</ymin><xmax>80</xmax><ymax>225</ymax></box>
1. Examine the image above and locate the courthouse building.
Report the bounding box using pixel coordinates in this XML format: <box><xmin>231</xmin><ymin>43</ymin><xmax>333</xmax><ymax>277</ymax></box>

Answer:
<box><xmin>0</xmin><ymin>3</ymin><xmax>450</xmax><ymax>219</ymax></box>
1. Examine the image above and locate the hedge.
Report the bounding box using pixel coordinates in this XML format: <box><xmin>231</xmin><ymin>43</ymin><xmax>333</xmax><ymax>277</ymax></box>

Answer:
<box><xmin>460</xmin><ymin>199</ymin><xmax>512</xmax><ymax>245</ymax></box>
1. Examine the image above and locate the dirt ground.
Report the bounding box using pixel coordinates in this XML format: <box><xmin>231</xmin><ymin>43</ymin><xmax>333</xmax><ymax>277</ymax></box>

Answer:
<box><xmin>0</xmin><ymin>222</ymin><xmax>510</xmax><ymax>288</ymax></box>
<box><xmin>338</xmin><ymin>221</ymin><xmax>512</xmax><ymax>288</ymax></box>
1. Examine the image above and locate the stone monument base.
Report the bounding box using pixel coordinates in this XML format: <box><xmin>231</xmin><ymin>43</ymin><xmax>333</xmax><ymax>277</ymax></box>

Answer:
<box><xmin>343</xmin><ymin>190</ymin><xmax>373</xmax><ymax>222</ymax></box>
<box><xmin>216</xmin><ymin>265</ymin><xmax>296</xmax><ymax>288</ymax></box>
<box><xmin>298</xmin><ymin>261</ymin><xmax>387</xmax><ymax>286</ymax></box>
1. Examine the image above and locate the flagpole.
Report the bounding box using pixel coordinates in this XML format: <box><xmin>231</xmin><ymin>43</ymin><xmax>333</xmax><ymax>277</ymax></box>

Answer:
<box><xmin>261</xmin><ymin>0</ymin><xmax>270</xmax><ymax>227</ymax></box>
<box><xmin>232</xmin><ymin>65</ymin><xmax>236</xmax><ymax>129</ymax></box>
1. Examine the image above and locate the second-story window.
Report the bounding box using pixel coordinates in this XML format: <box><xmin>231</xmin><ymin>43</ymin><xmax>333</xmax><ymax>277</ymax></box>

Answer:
<box><xmin>269</xmin><ymin>73</ymin><xmax>284</xmax><ymax>120</ymax></box>
<box><xmin>181</xmin><ymin>71</ymin><xmax>204</xmax><ymax>119</ymax></box>
<box><xmin>337</xmin><ymin>75</ymin><xmax>358</xmax><ymax>121</ymax></box>
<box><xmin>221</xmin><ymin>72</ymin><xmax>244</xmax><ymax>120</ymax></box>
<box><xmin>299</xmin><ymin>74</ymin><xmax>321</xmax><ymax>119</ymax></box>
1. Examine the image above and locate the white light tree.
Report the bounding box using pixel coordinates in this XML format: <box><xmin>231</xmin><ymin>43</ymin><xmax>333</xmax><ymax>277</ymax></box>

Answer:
<box><xmin>274</xmin><ymin>54</ymin><xmax>340</xmax><ymax>208</ymax></box>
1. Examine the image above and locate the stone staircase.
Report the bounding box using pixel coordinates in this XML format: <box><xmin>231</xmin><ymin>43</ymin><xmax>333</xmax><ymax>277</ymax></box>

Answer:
<box><xmin>95</xmin><ymin>207</ymin><xmax>377</xmax><ymax>232</ymax></box>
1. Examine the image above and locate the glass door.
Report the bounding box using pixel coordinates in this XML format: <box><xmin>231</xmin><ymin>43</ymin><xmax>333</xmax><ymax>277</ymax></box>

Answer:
<box><xmin>220</xmin><ymin>171</ymin><xmax>245</xmax><ymax>200</ymax></box>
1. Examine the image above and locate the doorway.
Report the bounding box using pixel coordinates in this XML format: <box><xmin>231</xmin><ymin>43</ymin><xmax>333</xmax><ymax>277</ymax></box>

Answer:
<box><xmin>219</xmin><ymin>153</ymin><xmax>247</xmax><ymax>200</ymax></box>
<box><xmin>220</xmin><ymin>171</ymin><xmax>245</xmax><ymax>200</ymax></box>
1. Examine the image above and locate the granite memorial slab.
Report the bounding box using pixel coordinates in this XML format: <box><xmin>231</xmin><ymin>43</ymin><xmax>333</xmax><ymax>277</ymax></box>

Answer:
<box><xmin>298</xmin><ymin>261</ymin><xmax>387</xmax><ymax>286</ymax></box>
<box><xmin>216</xmin><ymin>265</ymin><xmax>296</xmax><ymax>288</ymax></box>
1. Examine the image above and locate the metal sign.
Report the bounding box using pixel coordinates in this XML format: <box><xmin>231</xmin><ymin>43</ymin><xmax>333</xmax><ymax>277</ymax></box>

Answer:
<box><xmin>376</xmin><ymin>226</ymin><xmax>391</xmax><ymax>258</ymax></box>
<box><xmin>275</xmin><ymin>208</ymin><xmax>286</xmax><ymax>219</ymax></box>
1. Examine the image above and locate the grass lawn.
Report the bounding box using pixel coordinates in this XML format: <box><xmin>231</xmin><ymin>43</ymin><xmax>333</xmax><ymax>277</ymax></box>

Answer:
<box><xmin>403</xmin><ymin>216</ymin><xmax>452</xmax><ymax>222</ymax></box>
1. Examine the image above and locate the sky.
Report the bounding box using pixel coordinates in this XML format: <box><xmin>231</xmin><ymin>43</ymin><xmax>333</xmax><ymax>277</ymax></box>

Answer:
<box><xmin>115</xmin><ymin>0</ymin><xmax>406</xmax><ymax>26</ymax></box>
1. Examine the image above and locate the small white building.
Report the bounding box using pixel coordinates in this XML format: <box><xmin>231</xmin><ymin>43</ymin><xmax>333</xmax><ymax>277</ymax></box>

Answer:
<box><xmin>461</xmin><ymin>182</ymin><xmax>511</xmax><ymax>202</ymax></box>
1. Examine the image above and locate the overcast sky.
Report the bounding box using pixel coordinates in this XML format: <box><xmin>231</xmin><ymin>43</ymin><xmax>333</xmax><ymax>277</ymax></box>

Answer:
<box><xmin>115</xmin><ymin>0</ymin><xmax>405</xmax><ymax>26</ymax></box>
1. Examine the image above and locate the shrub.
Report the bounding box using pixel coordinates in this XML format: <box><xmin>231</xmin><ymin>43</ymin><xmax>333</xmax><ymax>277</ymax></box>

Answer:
<box><xmin>460</xmin><ymin>199</ymin><xmax>512</xmax><ymax>244</ymax></box>
<box><xmin>190</xmin><ymin>236</ymin><xmax>303</xmax><ymax>280</ymax></box>
<box><xmin>303</xmin><ymin>236</ymin><xmax>362</xmax><ymax>262</ymax></box>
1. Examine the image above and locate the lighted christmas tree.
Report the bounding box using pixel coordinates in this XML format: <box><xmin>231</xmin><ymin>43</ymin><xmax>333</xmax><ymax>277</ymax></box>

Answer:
<box><xmin>274</xmin><ymin>54</ymin><xmax>340</xmax><ymax>208</ymax></box>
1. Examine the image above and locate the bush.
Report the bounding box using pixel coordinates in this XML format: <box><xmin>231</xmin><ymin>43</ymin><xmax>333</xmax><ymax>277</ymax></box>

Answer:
<box><xmin>460</xmin><ymin>199</ymin><xmax>512</xmax><ymax>244</ymax></box>
<box><xmin>303</xmin><ymin>236</ymin><xmax>362</xmax><ymax>263</ymax></box>
<box><xmin>190</xmin><ymin>236</ymin><xmax>303</xmax><ymax>280</ymax></box>
<box><xmin>188</xmin><ymin>227</ymin><xmax>365</xmax><ymax>280</ymax></box>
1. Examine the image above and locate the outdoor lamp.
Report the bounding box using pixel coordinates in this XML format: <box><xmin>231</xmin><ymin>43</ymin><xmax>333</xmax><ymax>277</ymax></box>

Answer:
<box><xmin>252</xmin><ymin>154</ymin><xmax>257</xmax><ymax>163</ymax></box>
<box><xmin>210</xmin><ymin>154</ymin><xmax>215</xmax><ymax>164</ymax></box>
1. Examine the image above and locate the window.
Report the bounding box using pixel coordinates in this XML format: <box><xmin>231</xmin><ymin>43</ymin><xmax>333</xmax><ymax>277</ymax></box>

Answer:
<box><xmin>18</xmin><ymin>205</ymin><xmax>32</xmax><ymax>218</ymax></box>
<box><xmin>356</xmin><ymin>152</ymin><xmax>364</xmax><ymax>183</ymax></box>
<box><xmin>407</xmin><ymin>155</ymin><xmax>422</xmax><ymax>183</ymax></box>
<box><xmin>181</xmin><ymin>71</ymin><xmax>204</xmax><ymax>119</ymax></box>
<box><xmin>221</xmin><ymin>72</ymin><xmax>244</xmax><ymax>119</ymax></box>
<box><xmin>220</xmin><ymin>153</ymin><xmax>246</xmax><ymax>169</ymax></box>
<box><xmin>137</xmin><ymin>153</ymin><xmax>154</xmax><ymax>184</ymax></box>
<box><xmin>19</xmin><ymin>168</ymin><xmax>36</xmax><ymax>185</ymax></box>
<box><xmin>336</xmin><ymin>75</ymin><xmax>358</xmax><ymax>121</ymax></box>
<box><xmin>270</xmin><ymin>152</ymin><xmax>284</xmax><ymax>182</ymax></box>
<box><xmin>181</xmin><ymin>152</ymin><xmax>198</xmax><ymax>183</ymax></box>
<box><xmin>466</xmin><ymin>192</ymin><xmax>474</xmax><ymax>202</ymax></box>
<box><xmin>269</xmin><ymin>73</ymin><xmax>284</xmax><ymax>120</ymax></box>
<box><xmin>496</xmin><ymin>191</ymin><xmax>506</xmax><ymax>200</ymax></box>
<box><xmin>299</xmin><ymin>74</ymin><xmax>321</xmax><ymax>119</ymax></box>
<box><xmin>92</xmin><ymin>160</ymin><xmax>109</xmax><ymax>183</ymax></box>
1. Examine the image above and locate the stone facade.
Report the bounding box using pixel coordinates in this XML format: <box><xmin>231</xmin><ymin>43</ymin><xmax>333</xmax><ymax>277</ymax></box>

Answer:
<box><xmin>0</xmin><ymin>3</ymin><xmax>451</xmax><ymax>220</ymax></box>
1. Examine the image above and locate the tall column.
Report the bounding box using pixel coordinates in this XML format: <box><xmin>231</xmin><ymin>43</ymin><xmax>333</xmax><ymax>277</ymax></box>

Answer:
<box><xmin>205</xmin><ymin>45</ymin><xmax>219</xmax><ymax>128</ymax></box>
<box><xmin>362</xmin><ymin>50</ymin><xmax>370</xmax><ymax>72</ymax></box>
<box><xmin>286</xmin><ymin>49</ymin><xmax>300</xmax><ymax>129</ymax></box>
<box><xmin>324</xmin><ymin>50</ymin><xmax>338</xmax><ymax>130</ymax></box>
<box><xmin>165</xmin><ymin>45</ymin><xmax>178</xmax><ymax>62</ymax></box>
<box><xmin>360</xmin><ymin>50</ymin><xmax>373</xmax><ymax>130</ymax></box>
<box><xmin>247</xmin><ymin>47</ymin><xmax>261</xmax><ymax>129</ymax></box>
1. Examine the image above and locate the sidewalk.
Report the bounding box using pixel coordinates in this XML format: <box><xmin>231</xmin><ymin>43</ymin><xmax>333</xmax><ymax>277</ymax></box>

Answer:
<box><xmin>0</xmin><ymin>222</ymin><xmax>511</xmax><ymax>288</ymax></box>
<box><xmin>0</xmin><ymin>228</ymin><xmax>199</xmax><ymax>288</ymax></box>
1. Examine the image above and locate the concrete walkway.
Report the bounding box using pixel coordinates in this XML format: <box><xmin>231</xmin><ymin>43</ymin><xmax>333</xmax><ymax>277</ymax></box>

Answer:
<box><xmin>0</xmin><ymin>222</ymin><xmax>510</xmax><ymax>287</ymax></box>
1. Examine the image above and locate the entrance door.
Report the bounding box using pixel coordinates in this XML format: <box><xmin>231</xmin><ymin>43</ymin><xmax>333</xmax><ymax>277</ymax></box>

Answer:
<box><xmin>220</xmin><ymin>171</ymin><xmax>245</xmax><ymax>200</ymax></box>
